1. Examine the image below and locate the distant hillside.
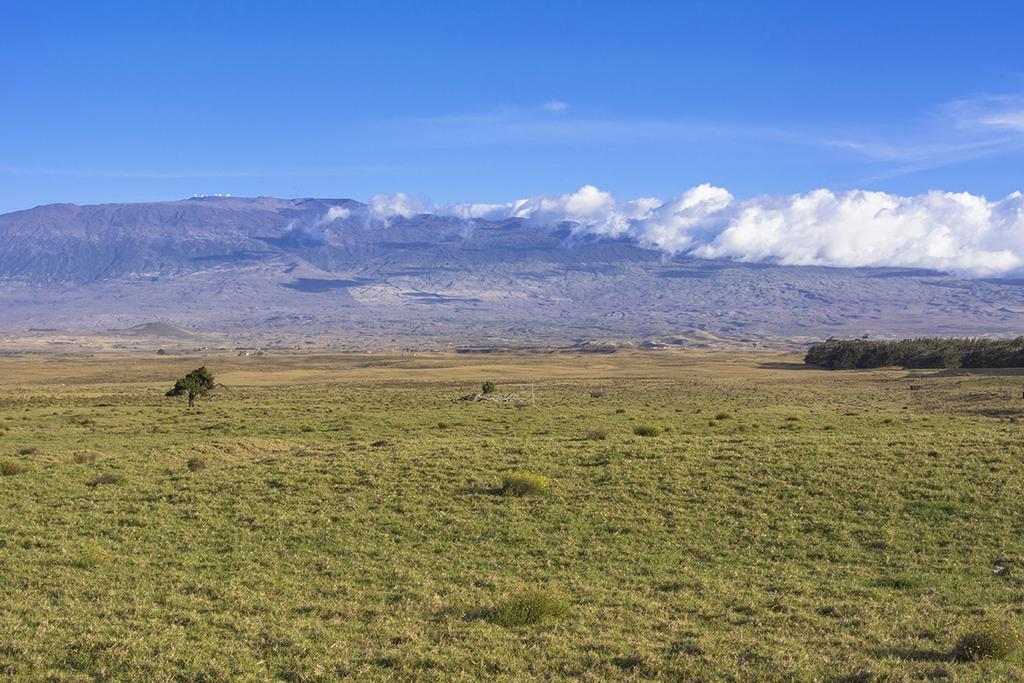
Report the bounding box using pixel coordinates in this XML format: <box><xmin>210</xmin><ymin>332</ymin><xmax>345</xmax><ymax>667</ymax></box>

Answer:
<box><xmin>115</xmin><ymin>322</ymin><xmax>198</xmax><ymax>339</ymax></box>
<box><xmin>2</xmin><ymin>196</ymin><xmax>1024</xmax><ymax>348</ymax></box>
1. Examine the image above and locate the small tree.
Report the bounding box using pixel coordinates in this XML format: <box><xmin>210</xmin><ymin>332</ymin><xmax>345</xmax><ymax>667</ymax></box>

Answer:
<box><xmin>166</xmin><ymin>366</ymin><xmax>215</xmax><ymax>408</ymax></box>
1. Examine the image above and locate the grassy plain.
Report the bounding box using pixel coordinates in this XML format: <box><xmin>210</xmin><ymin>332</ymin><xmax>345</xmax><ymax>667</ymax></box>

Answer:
<box><xmin>1</xmin><ymin>350</ymin><xmax>1024</xmax><ymax>681</ymax></box>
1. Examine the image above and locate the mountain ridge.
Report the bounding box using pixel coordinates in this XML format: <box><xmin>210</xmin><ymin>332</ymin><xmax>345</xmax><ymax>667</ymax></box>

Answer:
<box><xmin>3</xmin><ymin>196</ymin><xmax>1024</xmax><ymax>349</ymax></box>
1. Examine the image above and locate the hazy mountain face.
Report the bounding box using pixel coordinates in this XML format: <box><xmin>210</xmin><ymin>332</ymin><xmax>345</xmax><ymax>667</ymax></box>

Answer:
<box><xmin>2</xmin><ymin>195</ymin><xmax>1024</xmax><ymax>348</ymax></box>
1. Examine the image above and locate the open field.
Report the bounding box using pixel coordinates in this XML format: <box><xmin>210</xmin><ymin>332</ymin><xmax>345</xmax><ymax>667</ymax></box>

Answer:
<box><xmin>2</xmin><ymin>350</ymin><xmax>1024</xmax><ymax>681</ymax></box>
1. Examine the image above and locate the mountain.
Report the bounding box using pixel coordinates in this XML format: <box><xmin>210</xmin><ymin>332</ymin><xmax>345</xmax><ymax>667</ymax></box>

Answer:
<box><xmin>2</xmin><ymin>195</ymin><xmax>1024</xmax><ymax>349</ymax></box>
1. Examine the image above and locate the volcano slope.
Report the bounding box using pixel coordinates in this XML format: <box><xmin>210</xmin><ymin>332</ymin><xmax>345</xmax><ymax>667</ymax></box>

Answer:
<box><xmin>3</xmin><ymin>196</ymin><xmax>1024</xmax><ymax>348</ymax></box>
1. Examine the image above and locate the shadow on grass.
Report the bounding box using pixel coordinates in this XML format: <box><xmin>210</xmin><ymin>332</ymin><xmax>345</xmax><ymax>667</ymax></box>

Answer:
<box><xmin>869</xmin><ymin>647</ymin><xmax>951</xmax><ymax>662</ymax></box>
<box><xmin>758</xmin><ymin>362</ymin><xmax>819</xmax><ymax>371</ymax></box>
<box><xmin>934</xmin><ymin>367</ymin><xmax>1024</xmax><ymax>377</ymax></box>
<box><xmin>458</xmin><ymin>485</ymin><xmax>504</xmax><ymax>496</ymax></box>
<box><xmin>971</xmin><ymin>407</ymin><xmax>1023</xmax><ymax>418</ymax></box>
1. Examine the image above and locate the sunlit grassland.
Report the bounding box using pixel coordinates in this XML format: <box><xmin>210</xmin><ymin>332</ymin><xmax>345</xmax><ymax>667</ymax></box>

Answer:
<box><xmin>1</xmin><ymin>350</ymin><xmax>1024</xmax><ymax>681</ymax></box>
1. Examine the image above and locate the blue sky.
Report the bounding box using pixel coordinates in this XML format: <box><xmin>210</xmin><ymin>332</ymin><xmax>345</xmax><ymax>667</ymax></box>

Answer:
<box><xmin>1</xmin><ymin>1</ymin><xmax>1023</xmax><ymax>213</ymax></box>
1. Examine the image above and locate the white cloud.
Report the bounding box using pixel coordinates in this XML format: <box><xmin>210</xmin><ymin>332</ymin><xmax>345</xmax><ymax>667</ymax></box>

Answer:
<box><xmin>543</xmin><ymin>100</ymin><xmax>570</xmax><ymax>113</ymax></box>
<box><xmin>368</xmin><ymin>192</ymin><xmax>428</xmax><ymax>221</ymax></box>
<box><xmin>692</xmin><ymin>189</ymin><xmax>1024</xmax><ymax>277</ymax></box>
<box><xmin>367</xmin><ymin>185</ymin><xmax>1024</xmax><ymax>277</ymax></box>
<box><xmin>324</xmin><ymin>206</ymin><xmax>350</xmax><ymax>221</ymax></box>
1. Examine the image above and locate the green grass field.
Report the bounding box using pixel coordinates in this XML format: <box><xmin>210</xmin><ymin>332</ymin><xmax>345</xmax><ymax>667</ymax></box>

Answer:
<box><xmin>2</xmin><ymin>350</ymin><xmax>1024</xmax><ymax>681</ymax></box>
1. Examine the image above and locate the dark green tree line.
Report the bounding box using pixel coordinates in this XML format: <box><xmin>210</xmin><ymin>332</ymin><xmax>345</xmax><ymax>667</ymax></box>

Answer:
<box><xmin>805</xmin><ymin>338</ymin><xmax>1024</xmax><ymax>370</ymax></box>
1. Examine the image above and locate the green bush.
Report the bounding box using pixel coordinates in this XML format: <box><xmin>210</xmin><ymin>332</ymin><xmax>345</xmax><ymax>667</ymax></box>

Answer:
<box><xmin>166</xmin><ymin>366</ymin><xmax>216</xmax><ymax>407</ymax></box>
<box><xmin>953</xmin><ymin>621</ymin><xmax>1020</xmax><ymax>661</ymax></box>
<box><xmin>481</xmin><ymin>381</ymin><xmax>496</xmax><ymax>395</ymax></box>
<box><xmin>633</xmin><ymin>424</ymin><xmax>662</xmax><ymax>437</ymax></box>
<box><xmin>0</xmin><ymin>458</ymin><xmax>26</xmax><ymax>476</ymax></box>
<box><xmin>501</xmin><ymin>471</ymin><xmax>549</xmax><ymax>497</ymax></box>
<box><xmin>488</xmin><ymin>590</ymin><xmax>570</xmax><ymax>627</ymax></box>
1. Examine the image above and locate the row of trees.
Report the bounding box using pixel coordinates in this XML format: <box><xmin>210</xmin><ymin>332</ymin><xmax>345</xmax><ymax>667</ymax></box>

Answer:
<box><xmin>805</xmin><ymin>337</ymin><xmax>1024</xmax><ymax>370</ymax></box>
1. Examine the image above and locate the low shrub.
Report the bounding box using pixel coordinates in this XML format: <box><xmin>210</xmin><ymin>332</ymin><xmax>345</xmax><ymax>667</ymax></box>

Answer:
<box><xmin>481</xmin><ymin>381</ymin><xmax>496</xmax><ymax>395</ymax></box>
<box><xmin>0</xmin><ymin>458</ymin><xmax>26</xmax><ymax>476</ymax></box>
<box><xmin>953</xmin><ymin>621</ymin><xmax>1020</xmax><ymax>661</ymax></box>
<box><xmin>488</xmin><ymin>590</ymin><xmax>570</xmax><ymax>627</ymax></box>
<box><xmin>590</xmin><ymin>390</ymin><xmax>604</xmax><ymax>399</ymax></box>
<box><xmin>633</xmin><ymin>424</ymin><xmax>662</xmax><ymax>437</ymax></box>
<box><xmin>72</xmin><ymin>450</ymin><xmax>100</xmax><ymax>464</ymax></box>
<box><xmin>501</xmin><ymin>471</ymin><xmax>549</xmax><ymax>497</ymax></box>
<box><xmin>187</xmin><ymin>457</ymin><xmax>206</xmax><ymax>472</ymax></box>
<box><xmin>714</xmin><ymin>412</ymin><xmax>731</xmax><ymax>421</ymax></box>
<box><xmin>299</xmin><ymin>424</ymin><xmax>316</xmax><ymax>433</ymax></box>
<box><xmin>18</xmin><ymin>447</ymin><xmax>38</xmax><ymax>456</ymax></box>
<box><xmin>585</xmin><ymin>428</ymin><xmax>609</xmax><ymax>440</ymax></box>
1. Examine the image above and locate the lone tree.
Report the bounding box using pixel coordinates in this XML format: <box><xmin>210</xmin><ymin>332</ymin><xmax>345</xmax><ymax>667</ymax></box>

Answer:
<box><xmin>166</xmin><ymin>366</ymin><xmax>215</xmax><ymax>408</ymax></box>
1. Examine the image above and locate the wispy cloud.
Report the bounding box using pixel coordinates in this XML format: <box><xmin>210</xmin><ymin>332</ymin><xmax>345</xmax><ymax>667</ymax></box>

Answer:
<box><xmin>945</xmin><ymin>94</ymin><xmax>1024</xmax><ymax>133</ymax></box>
<box><xmin>0</xmin><ymin>165</ymin><xmax>396</xmax><ymax>180</ymax></box>
<box><xmin>393</xmin><ymin>107</ymin><xmax>805</xmax><ymax>148</ymax></box>
<box><xmin>395</xmin><ymin>93</ymin><xmax>1024</xmax><ymax>181</ymax></box>
<box><xmin>830</xmin><ymin>93</ymin><xmax>1024</xmax><ymax>182</ymax></box>
<box><xmin>542</xmin><ymin>100</ymin><xmax>570</xmax><ymax>113</ymax></box>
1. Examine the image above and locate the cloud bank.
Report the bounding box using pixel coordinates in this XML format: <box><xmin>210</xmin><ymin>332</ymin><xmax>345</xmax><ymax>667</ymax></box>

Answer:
<box><xmin>364</xmin><ymin>185</ymin><xmax>1024</xmax><ymax>278</ymax></box>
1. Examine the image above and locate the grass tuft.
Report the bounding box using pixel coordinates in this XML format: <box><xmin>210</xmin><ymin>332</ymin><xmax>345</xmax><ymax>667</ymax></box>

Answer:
<box><xmin>501</xmin><ymin>471</ymin><xmax>549</xmax><ymax>497</ymax></box>
<box><xmin>633</xmin><ymin>424</ymin><xmax>662</xmax><ymax>437</ymax></box>
<box><xmin>585</xmin><ymin>427</ymin><xmax>609</xmax><ymax>440</ymax></box>
<box><xmin>0</xmin><ymin>458</ymin><xmax>26</xmax><ymax>476</ymax></box>
<box><xmin>488</xmin><ymin>590</ymin><xmax>570</xmax><ymax>627</ymax></box>
<box><xmin>89</xmin><ymin>473</ymin><xmax>122</xmax><ymax>487</ymax></box>
<box><xmin>18</xmin><ymin>447</ymin><xmax>38</xmax><ymax>456</ymax></box>
<box><xmin>953</xmin><ymin>621</ymin><xmax>1020</xmax><ymax>661</ymax></box>
<box><xmin>72</xmin><ymin>450</ymin><xmax>101</xmax><ymax>464</ymax></box>
<box><xmin>875</xmin><ymin>573</ymin><xmax>923</xmax><ymax>590</ymax></box>
<box><xmin>187</xmin><ymin>457</ymin><xmax>207</xmax><ymax>472</ymax></box>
